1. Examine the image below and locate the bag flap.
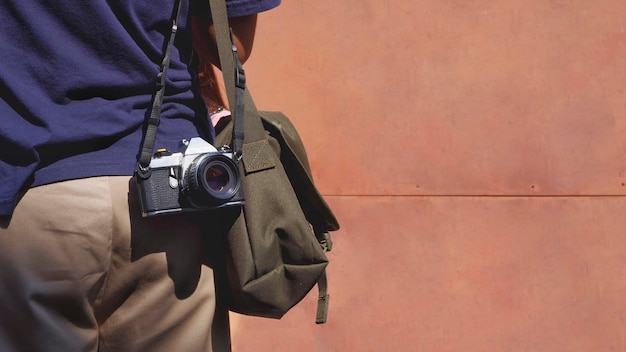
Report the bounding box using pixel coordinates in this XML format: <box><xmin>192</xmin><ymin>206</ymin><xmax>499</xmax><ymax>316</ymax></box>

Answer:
<box><xmin>213</xmin><ymin>111</ymin><xmax>339</xmax><ymax>233</ymax></box>
<box><xmin>260</xmin><ymin>111</ymin><xmax>340</xmax><ymax>233</ymax></box>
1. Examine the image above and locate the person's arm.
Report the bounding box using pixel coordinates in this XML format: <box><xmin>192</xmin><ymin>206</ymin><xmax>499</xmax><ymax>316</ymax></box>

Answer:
<box><xmin>192</xmin><ymin>14</ymin><xmax>257</xmax><ymax>67</ymax></box>
<box><xmin>192</xmin><ymin>14</ymin><xmax>258</xmax><ymax>112</ymax></box>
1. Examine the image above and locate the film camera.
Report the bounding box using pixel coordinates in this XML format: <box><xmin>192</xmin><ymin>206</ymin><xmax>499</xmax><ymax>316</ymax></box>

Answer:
<box><xmin>136</xmin><ymin>137</ymin><xmax>244</xmax><ymax>216</ymax></box>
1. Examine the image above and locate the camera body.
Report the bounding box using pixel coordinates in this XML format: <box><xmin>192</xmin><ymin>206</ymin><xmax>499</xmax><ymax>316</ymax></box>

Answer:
<box><xmin>136</xmin><ymin>137</ymin><xmax>244</xmax><ymax>216</ymax></box>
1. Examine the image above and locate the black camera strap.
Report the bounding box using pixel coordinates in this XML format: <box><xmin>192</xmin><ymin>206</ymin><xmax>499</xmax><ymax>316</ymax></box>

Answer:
<box><xmin>136</xmin><ymin>0</ymin><xmax>184</xmax><ymax>179</ymax></box>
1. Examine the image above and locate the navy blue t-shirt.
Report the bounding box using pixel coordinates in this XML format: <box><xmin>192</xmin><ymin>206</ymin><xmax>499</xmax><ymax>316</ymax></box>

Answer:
<box><xmin>0</xmin><ymin>0</ymin><xmax>280</xmax><ymax>216</ymax></box>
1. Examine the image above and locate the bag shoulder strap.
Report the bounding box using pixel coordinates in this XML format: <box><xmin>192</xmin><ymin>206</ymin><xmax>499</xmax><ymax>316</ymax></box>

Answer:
<box><xmin>209</xmin><ymin>0</ymin><xmax>266</xmax><ymax>155</ymax></box>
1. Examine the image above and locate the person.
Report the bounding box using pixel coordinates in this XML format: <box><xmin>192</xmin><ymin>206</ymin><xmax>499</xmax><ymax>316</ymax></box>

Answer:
<box><xmin>0</xmin><ymin>0</ymin><xmax>279</xmax><ymax>351</ymax></box>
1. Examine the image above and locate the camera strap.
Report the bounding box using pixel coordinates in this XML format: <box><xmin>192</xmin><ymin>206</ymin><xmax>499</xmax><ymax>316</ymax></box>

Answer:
<box><xmin>136</xmin><ymin>0</ymin><xmax>184</xmax><ymax>179</ymax></box>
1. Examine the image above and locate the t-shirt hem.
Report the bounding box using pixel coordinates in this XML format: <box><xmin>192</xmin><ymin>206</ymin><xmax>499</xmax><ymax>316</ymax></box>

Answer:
<box><xmin>31</xmin><ymin>161</ymin><xmax>137</xmax><ymax>188</ymax></box>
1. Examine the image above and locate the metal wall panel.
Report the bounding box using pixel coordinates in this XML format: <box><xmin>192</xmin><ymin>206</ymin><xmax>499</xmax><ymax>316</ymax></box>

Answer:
<box><xmin>246</xmin><ymin>1</ymin><xmax>626</xmax><ymax>196</ymax></box>
<box><xmin>229</xmin><ymin>1</ymin><xmax>626</xmax><ymax>351</ymax></box>
<box><xmin>231</xmin><ymin>197</ymin><xmax>626</xmax><ymax>351</ymax></box>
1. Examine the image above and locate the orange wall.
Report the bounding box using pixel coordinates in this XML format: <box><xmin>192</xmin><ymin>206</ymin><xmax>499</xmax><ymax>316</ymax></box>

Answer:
<box><xmin>231</xmin><ymin>1</ymin><xmax>626</xmax><ymax>351</ymax></box>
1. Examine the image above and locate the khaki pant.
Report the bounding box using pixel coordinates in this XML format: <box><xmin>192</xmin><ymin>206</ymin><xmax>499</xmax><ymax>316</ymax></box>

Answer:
<box><xmin>0</xmin><ymin>176</ymin><xmax>230</xmax><ymax>351</ymax></box>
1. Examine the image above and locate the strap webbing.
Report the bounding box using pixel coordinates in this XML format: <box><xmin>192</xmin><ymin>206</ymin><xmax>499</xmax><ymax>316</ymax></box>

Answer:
<box><xmin>316</xmin><ymin>271</ymin><xmax>329</xmax><ymax>324</ymax></box>
<box><xmin>209</xmin><ymin>0</ymin><xmax>265</xmax><ymax>154</ymax></box>
<box><xmin>136</xmin><ymin>0</ymin><xmax>184</xmax><ymax>178</ymax></box>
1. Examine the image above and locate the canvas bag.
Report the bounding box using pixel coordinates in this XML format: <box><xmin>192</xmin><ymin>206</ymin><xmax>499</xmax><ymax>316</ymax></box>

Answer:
<box><xmin>206</xmin><ymin>0</ymin><xmax>340</xmax><ymax>323</ymax></box>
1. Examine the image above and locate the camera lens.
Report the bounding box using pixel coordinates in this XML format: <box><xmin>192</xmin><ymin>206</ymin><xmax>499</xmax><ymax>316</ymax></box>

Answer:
<box><xmin>188</xmin><ymin>154</ymin><xmax>240</xmax><ymax>202</ymax></box>
<box><xmin>203</xmin><ymin>162</ymin><xmax>230</xmax><ymax>193</ymax></box>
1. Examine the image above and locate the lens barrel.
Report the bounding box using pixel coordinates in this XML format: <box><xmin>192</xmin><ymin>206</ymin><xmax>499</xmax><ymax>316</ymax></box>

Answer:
<box><xmin>187</xmin><ymin>154</ymin><xmax>241</xmax><ymax>204</ymax></box>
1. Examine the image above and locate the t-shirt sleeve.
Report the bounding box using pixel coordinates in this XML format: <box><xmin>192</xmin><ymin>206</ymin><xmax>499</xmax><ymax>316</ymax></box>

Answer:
<box><xmin>191</xmin><ymin>0</ymin><xmax>281</xmax><ymax>18</ymax></box>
